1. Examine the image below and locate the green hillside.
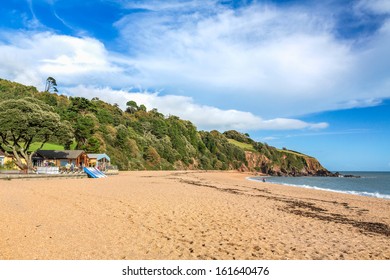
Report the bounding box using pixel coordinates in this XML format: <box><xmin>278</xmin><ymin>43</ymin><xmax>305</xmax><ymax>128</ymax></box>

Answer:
<box><xmin>0</xmin><ymin>78</ymin><xmax>330</xmax><ymax>176</ymax></box>
<box><xmin>28</xmin><ymin>142</ymin><xmax>65</xmax><ymax>152</ymax></box>
<box><xmin>227</xmin><ymin>139</ymin><xmax>256</xmax><ymax>152</ymax></box>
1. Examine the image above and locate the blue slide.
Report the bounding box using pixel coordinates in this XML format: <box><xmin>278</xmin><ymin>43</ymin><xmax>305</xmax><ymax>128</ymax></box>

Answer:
<box><xmin>84</xmin><ymin>167</ymin><xmax>107</xmax><ymax>178</ymax></box>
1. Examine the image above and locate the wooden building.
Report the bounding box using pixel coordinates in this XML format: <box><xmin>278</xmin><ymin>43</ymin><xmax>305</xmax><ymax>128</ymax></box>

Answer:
<box><xmin>33</xmin><ymin>150</ymin><xmax>89</xmax><ymax>168</ymax></box>
<box><xmin>0</xmin><ymin>151</ymin><xmax>17</xmax><ymax>168</ymax></box>
<box><xmin>0</xmin><ymin>151</ymin><xmax>5</xmax><ymax>167</ymax></box>
<box><xmin>87</xmin><ymin>153</ymin><xmax>110</xmax><ymax>169</ymax></box>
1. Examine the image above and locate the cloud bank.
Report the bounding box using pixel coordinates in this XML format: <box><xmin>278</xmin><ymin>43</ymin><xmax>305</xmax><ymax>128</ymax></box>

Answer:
<box><xmin>0</xmin><ymin>0</ymin><xmax>389</xmax><ymax>131</ymax></box>
<box><xmin>67</xmin><ymin>85</ymin><xmax>328</xmax><ymax>131</ymax></box>
<box><xmin>0</xmin><ymin>32</ymin><xmax>123</xmax><ymax>88</ymax></box>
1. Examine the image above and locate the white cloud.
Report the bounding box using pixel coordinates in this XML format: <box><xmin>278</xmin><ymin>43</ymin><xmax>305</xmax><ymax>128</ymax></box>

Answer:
<box><xmin>121</xmin><ymin>0</ymin><xmax>218</xmax><ymax>13</ymax></box>
<box><xmin>117</xmin><ymin>5</ymin><xmax>347</xmax><ymax>96</ymax></box>
<box><xmin>66</xmin><ymin>85</ymin><xmax>328</xmax><ymax>131</ymax></box>
<box><xmin>357</xmin><ymin>0</ymin><xmax>390</xmax><ymax>14</ymax></box>
<box><xmin>260</xmin><ymin>136</ymin><xmax>279</xmax><ymax>142</ymax></box>
<box><xmin>0</xmin><ymin>32</ymin><xmax>124</xmax><ymax>90</ymax></box>
<box><xmin>0</xmin><ymin>1</ymin><xmax>389</xmax><ymax>128</ymax></box>
<box><xmin>113</xmin><ymin>2</ymin><xmax>390</xmax><ymax>117</ymax></box>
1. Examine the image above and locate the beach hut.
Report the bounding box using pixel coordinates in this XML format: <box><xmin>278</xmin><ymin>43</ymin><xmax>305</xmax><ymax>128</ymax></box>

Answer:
<box><xmin>0</xmin><ymin>151</ymin><xmax>17</xmax><ymax>168</ymax></box>
<box><xmin>33</xmin><ymin>150</ymin><xmax>89</xmax><ymax>168</ymax></box>
<box><xmin>0</xmin><ymin>151</ymin><xmax>5</xmax><ymax>167</ymax></box>
<box><xmin>87</xmin><ymin>153</ymin><xmax>110</xmax><ymax>170</ymax></box>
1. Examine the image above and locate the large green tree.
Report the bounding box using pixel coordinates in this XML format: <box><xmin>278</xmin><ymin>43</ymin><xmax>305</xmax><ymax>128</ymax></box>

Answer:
<box><xmin>44</xmin><ymin>77</ymin><xmax>58</xmax><ymax>93</ymax></box>
<box><xmin>0</xmin><ymin>97</ymin><xmax>73</xmax><ymax>172</ymax></box>
<box><xmin>125</xmin><ymin>100</ymin><xmax>139</xmax><ymax>114</ymax></box>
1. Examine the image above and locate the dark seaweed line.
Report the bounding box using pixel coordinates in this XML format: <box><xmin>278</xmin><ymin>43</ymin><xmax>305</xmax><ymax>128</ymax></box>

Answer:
<box><xmin>178</xmin><ymin>179</ymin><xmax>390</xmax><ymax>237</ymax></box>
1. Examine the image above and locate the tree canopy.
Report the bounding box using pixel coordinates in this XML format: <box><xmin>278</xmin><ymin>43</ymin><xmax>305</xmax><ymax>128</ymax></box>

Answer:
<box><xmin>0</xmin><ymin>97</ymin><xmax>73</xmax><ymax>171</ymax></box>
<box><xmin>0</xmin><ymin>78</ymin><xmax>329</xmax><ymax>175</ymax></box>
<box><xmin>45</xmin><ymin>77</ymin><xmax>58</xmax><ymax>93</ymax></box>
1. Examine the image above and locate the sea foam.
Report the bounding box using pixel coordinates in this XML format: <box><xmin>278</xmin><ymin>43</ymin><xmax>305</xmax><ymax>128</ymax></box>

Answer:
<box><xmin>248</xmin><ymin>177</ymin><xmax>390</xmax><ymax>200</ymax></box>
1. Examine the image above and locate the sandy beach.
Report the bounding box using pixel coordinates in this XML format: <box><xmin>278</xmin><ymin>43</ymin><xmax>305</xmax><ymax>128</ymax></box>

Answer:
<box><xmin>0</xmin><ymin>170</ymin><xmax>389</xmax><ymax>260</ymax></box>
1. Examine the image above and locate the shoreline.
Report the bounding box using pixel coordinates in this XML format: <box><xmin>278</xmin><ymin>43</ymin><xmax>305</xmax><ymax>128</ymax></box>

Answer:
<box><xmin>247</xmin><ymin>175</ymin><xmax>390</xmax><ymax>200</ymax></box>
<box><xmin>1</xmin><ymin>170</ymin><xmax>389</xmax><ymax>260</ymax></box>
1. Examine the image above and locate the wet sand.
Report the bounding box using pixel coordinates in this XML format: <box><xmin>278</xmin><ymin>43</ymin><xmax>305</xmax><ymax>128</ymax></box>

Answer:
<box><xmin>0</xmin><ymin>171</ymin><xmax>389</xmax><ymax>260</ymax></box>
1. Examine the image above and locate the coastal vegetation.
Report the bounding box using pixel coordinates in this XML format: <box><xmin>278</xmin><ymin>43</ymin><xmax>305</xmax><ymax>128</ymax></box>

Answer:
<box><xmin>227</xmin><ymin>139</ymin><xmax>257</xmax><ymax>152</ymax></box>
<box><xmin>0</xmin><ymin>96</ymin><xmax>73</xmax><ymax>171</ymax></box>
<box><xmin>0</xmin><ymin>78</ymin><xmax>330</xmax><ymax>175</ymax></box>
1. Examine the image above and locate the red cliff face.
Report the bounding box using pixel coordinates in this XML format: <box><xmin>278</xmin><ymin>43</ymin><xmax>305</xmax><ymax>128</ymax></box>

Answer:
<box><xmin>303</xmin><ymin>157</ymin><xmax>327</xmax><ymax>174</ymax></box>
<box><xmin>243</xmin><ymin>151</ymin><xmax>330</xmax><ymax>176</ymax></box>
<box><xmin>245</xmin><ymin>151</ymin><xmax>270</xmax><ymax>170</ymax></box>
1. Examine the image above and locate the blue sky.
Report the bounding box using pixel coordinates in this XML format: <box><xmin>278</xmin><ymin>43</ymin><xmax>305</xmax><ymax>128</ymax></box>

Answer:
<box><xmin>0</xmin><ymin>0</ymin><xmax>389</xmax><ymax>171</ymax></box>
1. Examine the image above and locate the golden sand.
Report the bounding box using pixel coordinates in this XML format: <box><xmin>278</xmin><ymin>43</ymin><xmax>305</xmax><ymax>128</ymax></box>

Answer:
<box><xmin>0</xmin><ymin>171</ymin><xmax>389</xmax><ymax>260</ymax></box>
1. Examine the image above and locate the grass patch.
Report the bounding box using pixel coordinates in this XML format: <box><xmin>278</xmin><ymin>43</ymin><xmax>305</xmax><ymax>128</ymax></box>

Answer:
<box><xmin>228</xmin><ymin>139</ymin><xmax>257</xmax><ymax>152</ymax></box>
<box><xmin>28</xmin><ymin>142</ymin><xmax>65</xmax><ymax>151</ymax></box>
<box><xmin>277</xmin><ymin>148</ymin><xmax>313</xmax><ymax>158</ymax></box>
<box><xmin>70</xmin><ymin>140</ymin><xmax>77</xmax><ymax>150</ymax></box>
<box><xmin>28</xmin><ymin>140</ymin><xmax>77</xmax><ymax>151</ymax></box>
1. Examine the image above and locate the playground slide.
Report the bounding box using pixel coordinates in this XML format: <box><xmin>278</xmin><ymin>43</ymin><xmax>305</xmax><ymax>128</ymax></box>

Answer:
<box><xmin>94</xmin><ymin>168</ymin><xmax>107</xmax><ymax>177</ymax></box>
<box><xmin>83</xmin><ymin>167</ymin><xmax>107</xmax><ymax>178</ymax></box>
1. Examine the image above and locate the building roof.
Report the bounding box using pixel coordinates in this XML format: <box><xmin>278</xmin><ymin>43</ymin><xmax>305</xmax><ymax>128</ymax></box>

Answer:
<box><xmin>36</xmin><ymin>150</ymin><xmax>87</xmax><ymax>159</ymax></box>
<box><xmin>87</xmin><ymin>153</ymin><xmax>110</xmax><ymax>161</ymax></box>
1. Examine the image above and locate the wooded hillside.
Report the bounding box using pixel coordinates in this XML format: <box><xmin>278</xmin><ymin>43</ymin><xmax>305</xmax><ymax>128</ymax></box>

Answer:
<box><xmin>0</xmin><ymin>78</ymin><xmax>331</xmax><ymax>175</ymax></box>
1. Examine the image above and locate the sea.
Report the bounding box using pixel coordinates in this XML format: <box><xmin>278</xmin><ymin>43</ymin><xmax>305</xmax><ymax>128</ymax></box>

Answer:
<box><xmin>250</xmin><ymin>172</ymin><xmax>390</xmax><ymax>200</ymax></box>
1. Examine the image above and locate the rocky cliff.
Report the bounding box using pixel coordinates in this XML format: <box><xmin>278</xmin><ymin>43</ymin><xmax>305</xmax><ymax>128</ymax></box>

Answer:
<box><xmin>242</xmin><ymin>151</ymin><xmax>333</xmax><ymax>176</ymax></box>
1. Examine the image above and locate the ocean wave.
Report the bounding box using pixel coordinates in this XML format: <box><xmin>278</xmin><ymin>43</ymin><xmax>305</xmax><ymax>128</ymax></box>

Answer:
<box><xmin>247</xmin><ymin>177</ymin><xmax>390</xmax><ymax>200</ymax></box>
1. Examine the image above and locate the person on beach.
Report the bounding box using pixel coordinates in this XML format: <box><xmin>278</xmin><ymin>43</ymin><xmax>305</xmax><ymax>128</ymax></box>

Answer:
<box><xmin>262</xmin><ymin>178</ymin><xmax>266</xmax><ymax>182</ymax></box>
<box><xmin>65</xmin><ymin>163</ymin><xmax>71</xmax><ymax>172</ymax></box>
